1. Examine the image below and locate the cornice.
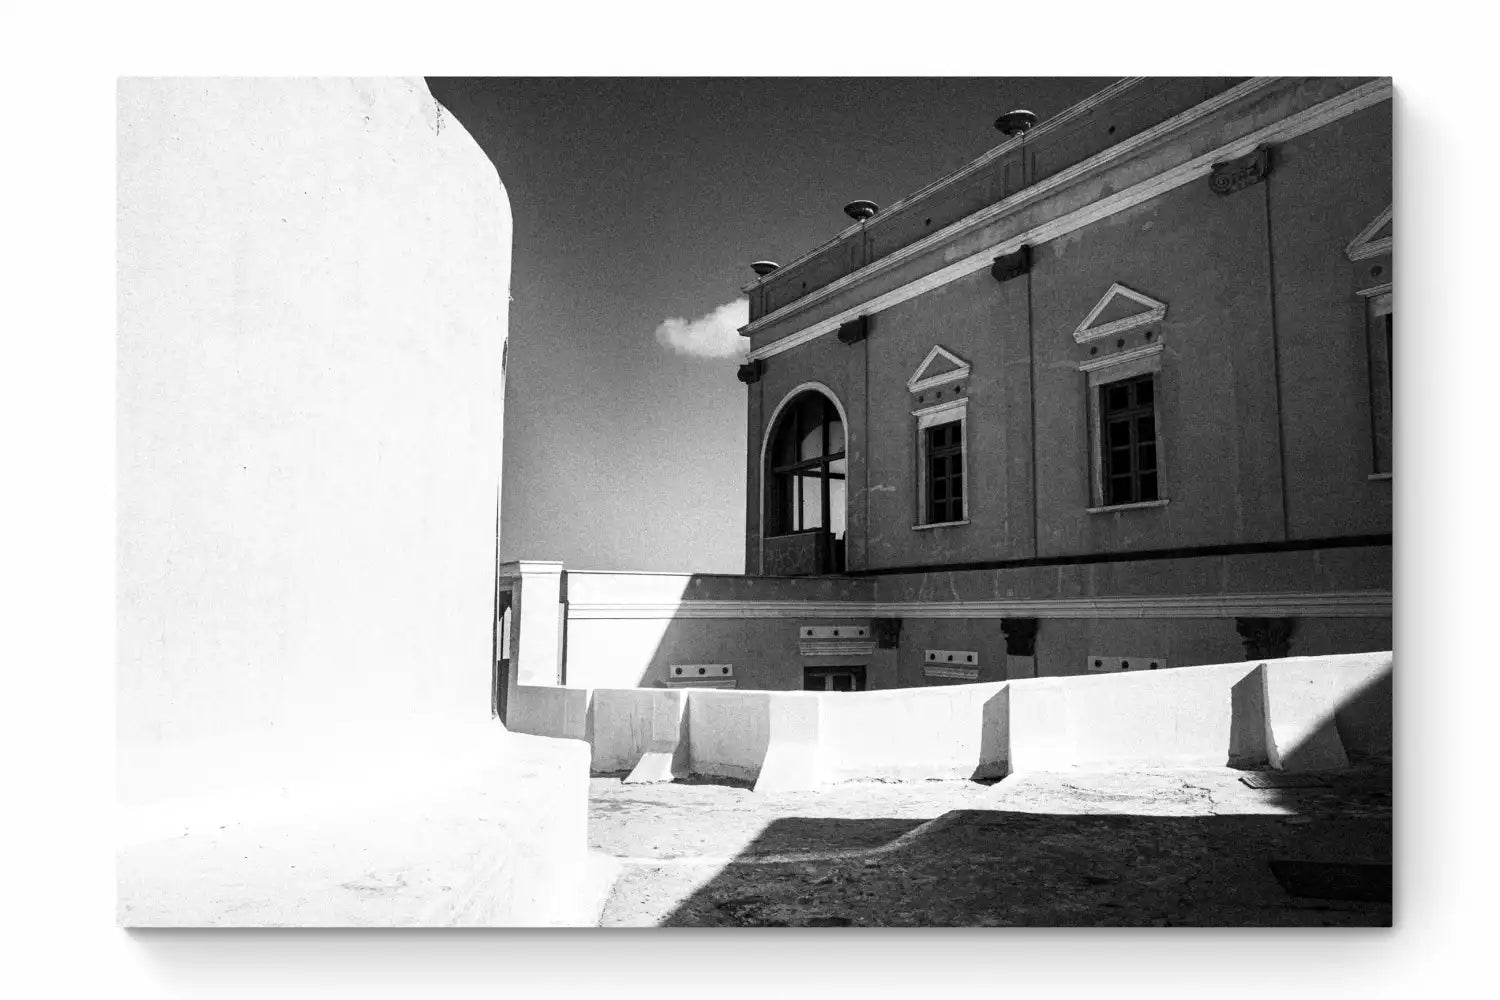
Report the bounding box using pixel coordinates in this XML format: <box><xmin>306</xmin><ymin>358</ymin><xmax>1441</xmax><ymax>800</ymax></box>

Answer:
<box><xmin>743</xmin><ymin>77</ymin><xmax>1281</xmax><ymax>343</ymax></box>
<box><xmin>1078</xmin><ymin>341</ymin><xmax>1165</xmax><ymax>374</ymax></box>
<box><xmin>739</xmin><ymin>78</ymin><xmax>1147</xmax><ymax>295</ymax></box>
<box><xmin>745</xmin><ymin>78</ymin><xmax>1390</xmax><ymax>363</ymax></box>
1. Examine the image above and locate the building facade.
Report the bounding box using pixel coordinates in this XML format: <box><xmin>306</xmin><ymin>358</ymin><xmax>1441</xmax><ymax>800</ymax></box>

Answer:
<box><xmin>498</xmin><ymin>77</ymin><xmax>1392</xmax><ymax>703</ymax></box>
<box><xmin>727</xmin><ymin>76</ymin><xmax>1391</xmax><ymax>685</ymax></box>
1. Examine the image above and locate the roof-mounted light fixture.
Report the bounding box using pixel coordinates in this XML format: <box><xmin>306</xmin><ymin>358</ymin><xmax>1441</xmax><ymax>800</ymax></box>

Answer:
<box><xmin>994</xmin><ymin>109</ymin><xmax>1038</xmax><ymax>137</ymax></box>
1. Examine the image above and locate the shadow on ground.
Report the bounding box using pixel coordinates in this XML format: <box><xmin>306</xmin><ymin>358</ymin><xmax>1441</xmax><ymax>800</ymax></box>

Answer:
<box><xmin>592</xmin><ymin>763</ymin><xmax>1391</xmax><ymax>928</ymax></box>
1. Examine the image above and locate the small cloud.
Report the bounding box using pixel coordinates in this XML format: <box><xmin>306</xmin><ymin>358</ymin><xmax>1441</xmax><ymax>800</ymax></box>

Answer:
<box><xmin>654</xmin><ymin>298</ymin><xmax>750</xmax><ymax>360</ymax></box>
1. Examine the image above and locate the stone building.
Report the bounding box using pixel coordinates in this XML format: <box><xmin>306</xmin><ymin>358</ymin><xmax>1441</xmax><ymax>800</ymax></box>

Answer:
<box><xmin>502</xmin><ymin>76</ymin><xmax>1392</xmax><ymax>702</ymax></box>
<box><xmin>727</xmin><ymin>76</ymin><xmax>1392</xmax><ymax>686</ymax></box>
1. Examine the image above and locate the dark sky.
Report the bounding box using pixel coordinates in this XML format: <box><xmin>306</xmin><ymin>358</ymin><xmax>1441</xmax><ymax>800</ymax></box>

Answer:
<box><xmin>427</xmin><ymin>77</ymin><xmax>1115</xmax><ymax>573</ymax></box>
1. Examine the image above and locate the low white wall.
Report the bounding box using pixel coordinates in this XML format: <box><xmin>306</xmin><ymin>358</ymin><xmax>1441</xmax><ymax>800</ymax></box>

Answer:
<box><xmin>508</xmin><ymin>685</ymin><xmax>591</xmax><ymax>743</ymax></box>
<box><xmin>686</xmin><ymin>690</ymin><xmax>772</xmax><ymax>782</ymax></box>
<box><xmin>1007</xmin><ymin>661</ymin><xmax>1266</xmax><ymax>771</ymax></box>
<box><xmin>820</xmin><ymin>682</ymin><xmax>1010</xmax><ymax>782</ymax></box>
<box><xmin>1322</xmin><ymin>653</ymin><xmax>1393</xmax><ymax>758</ymax></box>
<box><xmin>1262</xmin><ymin>652</ymin><xmax>1393</xmax><ymax>769</ymax></box>
<box><xmin>515</xmin><ymin>654</ymin><xmax>1393</xmax><ymax>787</ymax></box>
<box><xmin>591</xmin><ymin>688</ymin><xmax>686</xmax><ymax>773</ymax></box>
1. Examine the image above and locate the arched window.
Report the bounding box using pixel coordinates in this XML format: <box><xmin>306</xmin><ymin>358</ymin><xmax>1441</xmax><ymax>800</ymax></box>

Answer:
<box><xmin>767</xmin><ymin>390</ymin><xmax>847</xmax><ymax>552</ymax></box>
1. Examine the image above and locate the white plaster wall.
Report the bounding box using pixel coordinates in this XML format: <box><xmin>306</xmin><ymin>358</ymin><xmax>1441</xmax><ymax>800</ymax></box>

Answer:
<box><xmin>509</xmin><ymin>684</ymin><xmax>592</xmax><ymax>743</ymax></box>
<box><xmin>117</xmin><ymin>78</ymin><xmax>511</xmax><ymax>806</ymax></box>
<box><xmin>1261</xmin><ymin>652</ymin><xmax>1392</xmax><ymax>769</ymax></box>
<box><xmin>819</xmin><ymin>682</ymin><xmax>1010</xmax><ymax>782</ymax></box>
<box><xmin>686</xmin><ymin>690</ymin><xmax>772</xmax><ymax>781</ymax></box>
<box><xmin>1007</xmin><ymin>660</ymin><xmax>1270</xmax><ymax>771</ymax></box>
<box><xmin>512</xmin><ymin>654</ymin><xmax>1390</xmax><ymax>786</ymax></box>
<box><xmin>564</xmin><ymin>618</ymin><xmax>675</xmax><ymax>689</ymax></box>
<box><xmin>590</xmin><ymin>687</ymin><xmax>684</xmax><ymax>773</ymax></box>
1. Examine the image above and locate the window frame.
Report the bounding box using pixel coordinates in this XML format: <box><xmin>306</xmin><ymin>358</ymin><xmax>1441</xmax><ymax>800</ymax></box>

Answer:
<box><xmin>1081</xmin><ymin>343</ymin><xmax>1169</xmax><ymax>513</ymax></box>
<box><xmin>766</xmin><ymin>391</ymin><xmax>846</xmax><ymax>537</ymax></box>
<box><xmin>912</xmin><ymin>396</ymin><xmax>970</xmax><ymax>529</ymax></box>
<box><xmin>925</xmin><ymin>420</ymin><xmax>965</xmax><ymax>525</ymax></box>
<box><xmin>1098</xmin><ymin>374</ymin><xmax>1159</xmax><ymax>507</ymax></box>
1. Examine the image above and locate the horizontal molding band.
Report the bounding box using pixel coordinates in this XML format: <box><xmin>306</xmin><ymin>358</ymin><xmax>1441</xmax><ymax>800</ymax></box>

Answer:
<box><xmin>568</xmin><ymin>590</ymin><xmax>1391</xmax><ymax>621</ymax></box>
<box><xmin>743</xmin><ymin>78</ymin><xmax>1277</xmax><ymax>341</ymax></box>
<box><xmin>800</xmin><ymin>641</ymin><xmax>878</xmax><ymax>656</ymax></box>
<box><xmin>924</xmin><ymin>666</ymin><xmax>981</xmax><ymax>680</ymax></box>
<box><xmin>851</xmin><ymin>533</ymin><xmax>1391</xmax><ymax>577</ymax></box>
<box><xmin>739</xmin><ymin>80</ymin><xmax>1148</xmax><ymax>295</ymax></box>
<box><xmin>746</xmin><ymin>78</ymin><xmax>1390</xmax><ymax>362</ymax></box>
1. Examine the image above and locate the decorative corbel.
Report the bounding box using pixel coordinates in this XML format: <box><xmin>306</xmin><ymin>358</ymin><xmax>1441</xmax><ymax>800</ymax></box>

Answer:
<box><xmin>991</xmin><ymin>244</ymin><xmax>1032</xmax><ymax>283</ymax></box>
<box><xmin>1209</xmin><ymin>146</ymin><xmax>1272</xmax><ymax>196</ymax></box>
<box><xmin>1235</xmin><ymin>617</ymin><xmax>1296</xmax><ymax>660</ymax></box>
<box><xmin>837</xmin><ymin>316</ymin><xmax>869</xmax><ymax>345</ymax></box>
<box><xmin>1001</xmin><ymin>617</ymin><xmax>1039</xmax><ymax>657</ymax></box>
<box><xmin>873</xmin><ymin>617</ymin><xmax>902</xmax><ymax>649</ymax></box>
<box><xmin>736</xmin><ymin>359</ymin><xmax>764</xmax><ymax>384</ymax></box>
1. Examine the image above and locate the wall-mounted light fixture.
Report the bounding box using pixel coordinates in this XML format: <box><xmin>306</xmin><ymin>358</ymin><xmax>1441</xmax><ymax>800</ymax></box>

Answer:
<box><xmin>991</xmin><ymin>244</ymin><xmax>1032</xmax><ymax>283</ymax></box>
<box><xmin>837</xmin><ymin>315</ymin><xmax>869</xmax><ymax>345</ymax></box>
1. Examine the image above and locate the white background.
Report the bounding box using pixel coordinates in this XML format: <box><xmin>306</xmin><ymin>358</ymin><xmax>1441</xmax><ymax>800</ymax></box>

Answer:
<box><xmin>0</xmin><ymin>2</ymin><xmax>1486</xmax><ymax>995</ymax></box>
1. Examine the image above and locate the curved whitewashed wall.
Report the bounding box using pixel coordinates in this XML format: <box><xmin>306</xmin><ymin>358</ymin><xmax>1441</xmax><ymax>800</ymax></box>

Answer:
<box><xmin>118</xmin><ymin>78</ymin><xmax>511</xmax><ymax>804</ymax></box>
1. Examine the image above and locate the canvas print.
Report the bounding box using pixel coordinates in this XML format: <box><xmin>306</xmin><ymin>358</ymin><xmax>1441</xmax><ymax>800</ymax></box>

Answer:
<box><xmin>117</xmin><ymin>76</ymin><xmax>1393</xmax><ymax>928</ymax></box>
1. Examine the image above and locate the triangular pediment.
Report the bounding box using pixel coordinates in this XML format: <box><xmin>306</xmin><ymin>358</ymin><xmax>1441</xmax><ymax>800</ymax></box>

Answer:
<box><xmin>1073</xmin><ymin>283</ymin><xmax>1167</xmax><ymax>344</ymax></box>
<box><xmin>907</xmin><ymin>345</ymin><xmax>971</xmax><ymax>392</ymax></box>
<box><xmin>1346</xmin><ymin>204</ymin><xmax>1392</xmax><ymax>261</ymax></box>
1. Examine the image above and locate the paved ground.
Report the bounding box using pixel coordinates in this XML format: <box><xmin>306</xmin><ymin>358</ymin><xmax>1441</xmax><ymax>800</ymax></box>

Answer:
<box><xmin>589</xmin><ymin>763</ymin><xmax>1392</xmax><ymax>927</ymax></box>
<box><xmin>118</xmin><ymin>727</ymin><xmax>596</xmax><ymax>927</ymax></box>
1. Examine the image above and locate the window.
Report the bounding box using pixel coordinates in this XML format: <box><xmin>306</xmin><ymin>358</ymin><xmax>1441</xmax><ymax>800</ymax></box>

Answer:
<box><xmin>1367</xmin><ymin>291</ymin><xmax>1392</xmax><ymax>476</ymax></box>
<box><xmin>767</xmin><ymin>390</ymin><xmax>847</xmax><ymax>541</ymax></box>
<box><xmin>803</xmin><ymin>665</ymin><xmax>866</xmax><ymax>692</ymax></box>
<box><xmin>1099</xmin><ymin>374</ymin><xmax>1159</xmax><ymax>506</ymax></box>
<box><xmin>925</xmin><ymin>421</ymin><xmax>964</xmax><ymax>523</ymax></box>
<box><xmin>1081</xmin><ymin>342</ymin><xmax>1166</xmax><ymax>511</ymax></box>
<box><xmin>913</xmin><ymin>396</ymin><xmax>969</xmax><ymax>527</ymax></box>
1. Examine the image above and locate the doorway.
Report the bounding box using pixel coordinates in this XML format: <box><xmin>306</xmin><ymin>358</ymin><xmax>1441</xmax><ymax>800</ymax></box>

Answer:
<box><xmin>803</xmin><ymin>665</ymin><xmax>866</xmax><ymax>692</ymax></box>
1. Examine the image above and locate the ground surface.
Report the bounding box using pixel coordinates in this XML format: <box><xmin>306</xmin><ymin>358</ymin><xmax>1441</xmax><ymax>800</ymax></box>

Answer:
<box><xmin>118</xmin><ymin>728</ymin><xmax>595</xmax><ymax>927</ymax></box>
<box><xmin>589</xmin><ymin>763</ymin><xmax>1391</xmax><ymax>927</ymax></box>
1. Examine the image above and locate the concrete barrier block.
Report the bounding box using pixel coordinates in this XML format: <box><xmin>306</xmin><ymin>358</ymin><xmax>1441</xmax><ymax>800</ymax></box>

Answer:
<box><xmin>1006</xmin><ymin>679</ymin><xmax>1075</xmax><ymax>772</ymax></box>
<box><xmin>509</xmin><ymin>685</ymin><xmax>591</xmax><ymax>742</ymax></box>
<box><xmin>686</xmin><ymin>690</ymin><xmax>770</xmax><ymax>783</ymax></box>
<box><xmin>818</xmin><ymin>683</ymin><xmax>1008</xmax><ymax>782</ymax></box>
<box><xmin>623</xmin><ymin>690</ymin><xmax>689</xmax><ymax>783</ymax></box>
<box><xmin>753</xmin><ymin>692</ymin><xmax>824</xmax><ymax>793</ymax></box>
<box><xmin>1262</xmin><ymin>667</ymin><xmax>1347</xmax><ymax>771</ymax></box>
<box><xmin>1261</xmin><ymin>654</ymin><xmax>1391</xmax><ymax>771</ymax></box>
<box><xmin>624</xmin><ymin>750</ymin><xmax>682</xmax><ymax>784</ymax></box>
<box><xmin>589</xmin><ymin>688</ymin><xmax>670</xmax><ymax>773</ymax></box>
<box><xmin>1008</xmin><ymin>661</ymin><xmax>1266</xmax><ymax>771</ymax></box>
